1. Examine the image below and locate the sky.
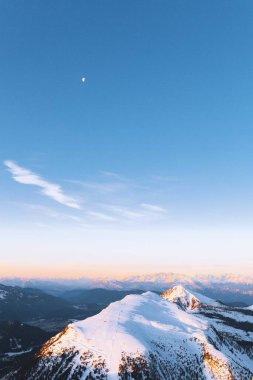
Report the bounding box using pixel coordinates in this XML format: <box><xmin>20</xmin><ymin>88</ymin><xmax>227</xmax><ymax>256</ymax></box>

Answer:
<box><xmin>0</xmin><ymin>0</ymin><xmax>253</xmax><ymax>278</ymax></box>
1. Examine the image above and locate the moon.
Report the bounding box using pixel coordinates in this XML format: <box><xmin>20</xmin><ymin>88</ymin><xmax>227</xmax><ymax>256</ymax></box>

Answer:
<box><xmin>81</xmin><ymin>77</ymin><xmax>86</xmax><ymax>83</ymax></box>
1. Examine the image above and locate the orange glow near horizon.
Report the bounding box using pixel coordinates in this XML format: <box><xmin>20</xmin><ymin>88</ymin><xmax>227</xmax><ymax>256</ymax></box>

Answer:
<box><xmin>0</xmin><ymin>261</ymin><xmax>252</xmax><ymax>280</ymax></box>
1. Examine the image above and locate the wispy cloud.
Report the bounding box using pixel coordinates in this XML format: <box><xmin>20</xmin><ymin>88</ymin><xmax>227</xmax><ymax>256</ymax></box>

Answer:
<box><xmin>67</xmin><ymin>171</ymin><xmax>145</xmax><ymax>196</ymax></box>
<box><xmin>87</xmin><ymin>211</ymin><xmax>116</xmax><ymax>222</ymax></box>
<box><xmin>71</xmin><ymin>180</ymin><xmax>127</xmax><ymax>194</ymax></box>
<box><xmin>141</xmin><ymin>203</ymin><xmax>167</xmax><ymax>213</ymax></box>
<box><xmin>103</xmin><ymin>205</ymin><xmax>144</xmax><ymax>219</ymax></box>
<box><xmin>101</xmin><ymin>171</ymin><xmax>122</xmax><ymax>179</ymax></box>
<box><xmin>28</xmin><ymin>204</ymin><xmax>83</xmax><ymax>221</ymax></box>
<box><xmin>4</xmin><ymin>162</ymin><xmax>170</xmax><ymax>226</ymax></box>
<box><xmin>4</xmin><ymin>160</ymin><xmax>80</xmax><ymax>209</ymax></box>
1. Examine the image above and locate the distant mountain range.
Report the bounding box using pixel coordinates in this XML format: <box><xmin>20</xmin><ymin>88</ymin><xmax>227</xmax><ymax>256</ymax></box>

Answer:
<box><xmin>0</xmin><ymin>284</ymin><xmax>75</xmax><ymax>321</ymax></box>
<box><xmin>1</xmin><ymin>272</ymin><xmax>253</xmax><ymax>304</ymax></box>
<box><xmin>0</xmin><ymin>284</ymin><xmax>145</xmax><ymax>327</ymax></box>
<box><xmin>5</xmin><ymin>285</ymin><xmax>253</xmax><ymax>380</ymax></box>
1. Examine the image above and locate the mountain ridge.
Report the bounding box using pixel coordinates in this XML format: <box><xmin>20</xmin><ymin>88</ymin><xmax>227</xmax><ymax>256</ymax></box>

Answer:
<box><xmin>1</xmin><ymin>273</ymin><xmax>252</xmax><ymax>305</ymax></box>
<box><xmin>7</xmin><ymin>285</ymin><xmax>253</xmax><ymax>380</ymax></box>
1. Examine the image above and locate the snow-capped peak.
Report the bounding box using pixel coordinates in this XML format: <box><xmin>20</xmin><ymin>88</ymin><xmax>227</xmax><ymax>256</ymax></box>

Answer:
<box><xmin>12</xmin><ymin>290</ymin><xmax>253</xmax><ymax>380</ymax></box>
<box><xmin>161</xmin><ymin>285</ymin><xmax>219</xmax><ymax>310</ymax></box>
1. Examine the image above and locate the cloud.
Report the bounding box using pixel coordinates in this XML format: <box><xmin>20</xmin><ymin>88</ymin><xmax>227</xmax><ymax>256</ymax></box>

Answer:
<box><xmin>4</xmin><ymin>160</ymin><xmax>80</xmax><ymax>209</ymax></box>
<box><xmin>87</xmin><ymin>211</ymin><xmax>116</xmax><ymax>222</ymax></box>
<box><xmin>103</xmin><ymin>205</ymin><xmax>144</xmax><ymax>219</ymax></box>
<box><xmin>74</xmin><ymin>180</ymin><xmax>127</xmax><ymax>194</ymax></box>
<box><xmin>101</xmin><ymin>171</ymin><xmax>121</xmax><ymax>179</ymax></box>
<box><xmin>16</xmin><ymin>202</ymin><xmax>84</xmax><ymax>222</ymax></box>
<box><xmin>141</xmin><ymin>203</ymin><xmax>167</xmax><ymax>213</ymax></box>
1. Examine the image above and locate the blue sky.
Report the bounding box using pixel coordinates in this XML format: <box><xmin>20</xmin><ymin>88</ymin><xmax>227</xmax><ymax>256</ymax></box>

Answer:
<box><xmin>0</xmin><ymin>0</ymin><xmax>253</xmax><ymax>277</ymax></box>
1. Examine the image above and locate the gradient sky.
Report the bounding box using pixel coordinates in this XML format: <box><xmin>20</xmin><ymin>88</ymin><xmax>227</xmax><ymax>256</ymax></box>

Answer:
<box><xmin>1</xmin><ymin>0</ymin><xmax>253</xmax><ymax>277</ymax></box>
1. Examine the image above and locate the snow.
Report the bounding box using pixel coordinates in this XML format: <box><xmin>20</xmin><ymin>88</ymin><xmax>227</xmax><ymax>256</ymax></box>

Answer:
<box><xmin>246</xmin><ymin>305</ymin><xmax>253</xmax><ymax>310</ymax></box>
<box><xmin>161</xmin><ymin>284</ymin><xmax>220</xmax><ymax>310</ymax></box>
<box><xmin>9</xmin><ymin>337</ymin><xmax>22</xmax><ymax>350</ymax></box>
<box><xmin>44</xmin><ymin>291</ymin><xmax>226</xmax><ymax>379</ymax></box>
<box><xmin>4</xmin><ymin>348</ymin><xmax>32</xmax><ymax>357</ymax></box>
<box><xmin>0</xmin><ymin>289</ymin><xmax>8</xmax><ymax>300</ymax></box>
<box><xmin>33</xmin><ymin>286</ymin><xmax>253</xmax><ymax>379</ymax></box>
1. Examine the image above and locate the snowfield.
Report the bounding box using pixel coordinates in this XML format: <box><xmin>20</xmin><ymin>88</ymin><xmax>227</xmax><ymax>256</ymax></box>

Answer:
<box><xmin>9</xmin><ymin>286</ymin><xmax>253</xmax><ymax>380</ymax></box>
<box><xmin>72</xmin><ymin>291</ymin><xmax>208</xmax><ymax>377</ymax></box>
<box><xmin>0</xmin><ymin>289</ymin><xmax>8</xmax><ymax>300</ymax></box>
<box><xmin>161</xmin><ymin>284</ymin><xmax>221</xmax><ymax>310</ymax></box>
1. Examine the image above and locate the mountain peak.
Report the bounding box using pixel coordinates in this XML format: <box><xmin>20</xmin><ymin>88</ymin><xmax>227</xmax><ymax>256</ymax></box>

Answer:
<box><xmin>161</xmin><ymin>284</ymin><xmax>220</xmax><ymax>310</ymax></box>
<box><xmin>11</xmin><ymin>290</ymin><xmax>253</xmax><ymax>380</ymax></box>
<box><xmin>161</xmin><ymin>285</ymin><xmax>201</xmax><ymax>310</ymax></box>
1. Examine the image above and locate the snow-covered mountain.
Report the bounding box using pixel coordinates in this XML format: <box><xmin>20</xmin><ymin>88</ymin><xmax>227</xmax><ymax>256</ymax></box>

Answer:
<box><xmin>161</xmin><ymin>284</ymin><xmax>221</xmax><ymax>310</ymax></box>
<box><xmin>8</xmin><ymin>285</ymin><xmax>253</xmax><ymax>380</ymax></box>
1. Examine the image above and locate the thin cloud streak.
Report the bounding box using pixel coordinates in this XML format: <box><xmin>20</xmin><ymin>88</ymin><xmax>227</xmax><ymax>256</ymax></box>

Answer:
<box><xmin>141</xmin><ymin>203</ymin><xmax>167</xmax><ymax>213</ymax></box>
<box><xmin>103</xmin><ymin>205</ymin><xmax>144</xmax><ymax>219</ymax></box>
<box><xmin>87</xmin><ymin>211</ymin><xmax>116</xmax><ymax>222</ymax></box>
<box><xmin>71</xmin><ymin>180</ymin><xmax>127</xmax><ymax>194</ymax></box>
<box><xmin>4</xmin><ymin>160</ymin><xmax>80</xmax><ymax>209</ymax></box>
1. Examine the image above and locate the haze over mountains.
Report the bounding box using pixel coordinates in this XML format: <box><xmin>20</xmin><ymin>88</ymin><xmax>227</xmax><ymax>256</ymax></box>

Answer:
<box><xmin>1</xmin><ymin>272</ymin><xmax>253</xmax><ymax>304</ymax></box>
<box><xmin>4</xmin><ymin>285</ymin><xmax>253</xmax><ymax>380</ymax></box>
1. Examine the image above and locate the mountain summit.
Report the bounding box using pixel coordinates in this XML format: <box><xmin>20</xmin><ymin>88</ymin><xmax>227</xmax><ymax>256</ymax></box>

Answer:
<box><xmin>9</xmin><ymin>286</ymin><xmax>253</xmax><ymax>380</ymax></box>
<box><xmin>161</xmin><ymin>285</ymin><xmax>220</xmax><ymax>310</ymax></box>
